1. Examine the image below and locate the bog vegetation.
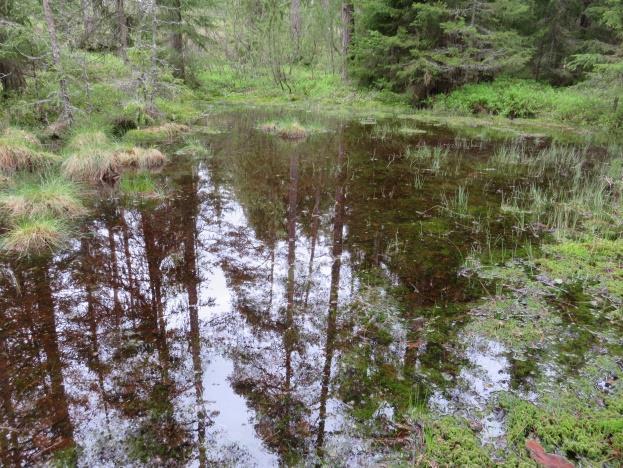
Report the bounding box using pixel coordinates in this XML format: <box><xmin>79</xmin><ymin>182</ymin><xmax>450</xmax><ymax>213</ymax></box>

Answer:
<box><xmin>0</xmin><ymin>0</ymin><xmax>622</xmax><ymax>465</ymax></box>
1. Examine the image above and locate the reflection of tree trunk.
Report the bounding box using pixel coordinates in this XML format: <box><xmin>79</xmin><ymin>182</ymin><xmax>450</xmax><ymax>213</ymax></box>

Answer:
<box><xmin>79</xmin><ymin>238</ymin><xmax>110</xmax><ymax>420</ymax></box>
<box><xmin>120</xmin><ymin>209</ymin><xmax>136</xmax><ymax>324</ymax></box>
<box><xmin>316</xmin><ymin>132</ymin><xmax>347</xmax><ymax>456</ymax></box>
<box><xmin>284</xmin><ymin>151</ymin><xmax>299</xmax><ymax>393</ymax></box>
<box><xmin>141</xmin><ymin>212</ymin><xmax>170</xmax><ymax>384</ymax></box>
<box><xmin>182</xmin><ymin>175</ymin><xmax>207</xmax><ymax>467</ymax></box>
<box><xmin>106</xmin><ymin>219</ymin><xmax>122</xmax><ymax>325</ymax></box>
<box><xmin>0</xmin><ymin>318</ymin><xmax>20</xmax><ymax>466</ymax></box>
<box><xmin>304</xmin><ymin>184</ymin><xmax>322</xmax><ymax>309</ymax></box>
<box><xmin>33</xmin><ymin>263</ymin><xmax>75</xmax><ymax>451</ymax></box>
<box><xmin>42</xmin><ymin>0</ymin><xmax>72</xmax><ymax>122</ymax></box>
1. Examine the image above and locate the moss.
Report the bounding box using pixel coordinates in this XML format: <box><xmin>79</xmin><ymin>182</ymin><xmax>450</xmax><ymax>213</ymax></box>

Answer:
<box><xmin>538</xmin><ymin>239</ymin><xmax>623</xmax><ymax>301</ymax></box>
<box><xmin>500</xmin><ymin>359</ymin><xmax>623</xmax><ymax>463</ymax></box>
<box><xmin>416</xmin><ymin>416</ymin><xmax>491</xmax><ymax>466</ymax></box>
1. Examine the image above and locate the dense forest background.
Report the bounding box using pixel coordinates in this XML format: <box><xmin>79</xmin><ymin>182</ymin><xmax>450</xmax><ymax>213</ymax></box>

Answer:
<box><xmin>1</xmin><ymin>0</ymin><xmax>622</xmax><ymax>130</ymax></box>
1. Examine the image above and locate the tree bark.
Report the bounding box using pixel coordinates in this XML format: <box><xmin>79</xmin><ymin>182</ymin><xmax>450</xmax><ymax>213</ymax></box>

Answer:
<box><xmin>80</xmin><ymin>0</ymin><xmax>94</xmax><ymax>46</ymax></box>
<box><xmin>42</xmin><ymin>0</ymin><xmax>72</xmax><ymax>122</ymax></box>
<box><xmin>341</xmin><ymin>1</ymin><xmax>354</xmax><ymax>80</ymax></box>
<box><xmin>170</xmin><ymin>0</ymin><xmax>185</xmax><ymax>79</ymax></box>
<box><xmin>116</xmin><ymin>0</ymin><xmax>128</xmax><ymax>62</ymax></box>
<box><xmin>291</xmin><ymin>0</ymin><xmax>302</xmax><ymax>61</ymax></box>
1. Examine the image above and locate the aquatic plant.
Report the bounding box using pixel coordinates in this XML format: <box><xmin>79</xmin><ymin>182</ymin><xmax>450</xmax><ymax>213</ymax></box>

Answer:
<box><xmin>119</xmin><ymin>171</ymin><xmax>163</xmax><ymax>199</ymax></box>
<box><xmin>175</xmin><ymin>137</ymin><xmax>212</xmax><ymax>159</ymax></box>
<box><xmin>258</xmin><ymin>120</ymin><xmax>309</xmax><ymax>140</ymax></box>
<box><xmin>123</xmin><ymin>123</ymin><xmax>190</xmax><ymax>144</ymax></box>
<box><xmin>0</xmin><ymin>175</ymin><xmax>86</xmax><ymax>219</ymax></box>
<box><xmin>116</xmin><ymin>147</ymin><xmax>167</xmax><ymax>169</ymax></box>
<box><xmin>1</xmin><ymin>215</ymin><xmax>71</xmax><ymax>256</ymax></box>
<box><xmin>442</xmin><ymin>186</ymin><xmax>470</xmax><ymax>215</ymax></box>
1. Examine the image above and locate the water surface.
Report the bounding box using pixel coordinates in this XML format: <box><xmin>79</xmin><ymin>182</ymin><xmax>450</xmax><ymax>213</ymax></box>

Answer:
<box><xmin>0</xmin><ymin>110</ymin><xmax>593</xmax><ymax>466</ymax></box>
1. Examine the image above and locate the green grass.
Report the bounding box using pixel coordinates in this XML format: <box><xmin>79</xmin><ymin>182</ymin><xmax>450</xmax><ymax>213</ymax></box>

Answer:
<box><xmin>119</xmin><ymin>172</ymin><xmax>163</xmax><ymax>199</ymax></box>
<box><xmin>434</xmin><ymin>78</ymin><xmax>622</xmax><ymax>130</ymax></box>
<box><xmin>0</xmin><ymin>215</ymin><xmax>71</xmax><ymax>256</ymax></box>
<box><xmin>0</xmin><ymin>175</ymin><xmax>86</xmax><ymax>219</ymax></box>
<box><xmin>196</xmin><ymin>65</ymin><xmax>410</xmax><ymax>116</ymax></box>
<box><xmin>175</xmin><ymin>137</ymin><xmax>212</xmax><ymax>159</ymax></box>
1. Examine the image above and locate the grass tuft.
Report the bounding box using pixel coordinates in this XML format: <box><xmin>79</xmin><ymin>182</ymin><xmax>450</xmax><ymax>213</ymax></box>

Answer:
<box><xmin>116</xmin><ymin>147</ymin><xmax>167</xmax><ymax>169</ymax></box>
<box><xmin>1</xmin><ymin>215</ymin><xmax>71</xmax><ymax>256</ymax></box>
<box><xmin>123</xmin><ymin>123</ymin><xmax>190</xmax><ymax>144</ymax></box>
<box><xmin>0</xmin><ymin>127</ymin><xmax>57</xmax><ymax>174</ymax></box>
<box><xmin>0</xmin><ymin>175</ymin><xmax>86</xmax><ymax>219</ymax></box>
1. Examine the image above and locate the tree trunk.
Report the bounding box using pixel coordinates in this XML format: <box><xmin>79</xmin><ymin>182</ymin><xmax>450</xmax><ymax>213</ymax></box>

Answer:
<box><xmin>341</xmin><ymin>1</ymin><xmax>354</xmax><ymax>80</ymax></box>
<box><xmin>80</xmin><ymin>0</ymin><xmax>94</xmax><ymax>47</ymax></box>
<box><xmin>170</xmin><ymin>0</ymin><xmax>186</xmax><ymax>80</ymax></box>
<box><xmin>148</xmin><ymin>0</ymin><xmax>159</xmax><ymax>112</ymax></box>
<box><xmin>291</xmin><ymin>0</ymin><xmax>302</xmax><ymax>61</ymax></box>
<box><xmin>0</xmin><ymin>61</ymin><xmax>25</xmax><ymax>97</ymax></box>
<box><xmin>116</xmin><ymin>0</ymin><xmax>128</xmax><ymax>62</ymax></box>
<box><xmin>42</xmin><ymin>0</ymin><xmax>72</xmax><ymax>122</ymax></box>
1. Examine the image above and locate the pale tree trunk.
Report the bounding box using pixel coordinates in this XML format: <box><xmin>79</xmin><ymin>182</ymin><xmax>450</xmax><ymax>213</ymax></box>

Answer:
<box><xmin>341</xmin><ymin>1</ymin><xmax>354</xmax><ymax>80</ymax></box>
<box><xmin>291</xmin><ymin>0</ymin><xmax>302</xmax><ymax>61</ymax></box>
<box><xmin>42</xmin><ymin>0</ymin><xmax>72</xmax><ymax>122</ymax></box>
<box><xmin>148</xmin><ymin>0</ymin><xmax>159</xmax><ymax>111</ymax></box>
<box><xmin>171</xmin><ymin>0</ymin><xmax>186</xmax><ymax>80</ymax></box>
<box><xmin>80</xmin><ymin>0</ymin><xmax>94</xmax><ymax>45</ymax></box>
<box><xmin>116</xmin><ymin>0</ymin><xmax>128</xmax><ymax>62</ymax></box>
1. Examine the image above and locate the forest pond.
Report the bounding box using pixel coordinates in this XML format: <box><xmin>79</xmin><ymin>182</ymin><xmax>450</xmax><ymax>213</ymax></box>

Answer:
<box><xmin>0</xmin><ymin>109</ymin><xmax>618</xmax><ymax>466</ymax></box>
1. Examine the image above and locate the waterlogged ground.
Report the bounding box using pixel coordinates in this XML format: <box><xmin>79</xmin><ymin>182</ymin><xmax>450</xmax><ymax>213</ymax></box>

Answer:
<box><xmin>0</xmin><ymin>110</ymin><xmax>621</xmax><ymax>466</ymax></box>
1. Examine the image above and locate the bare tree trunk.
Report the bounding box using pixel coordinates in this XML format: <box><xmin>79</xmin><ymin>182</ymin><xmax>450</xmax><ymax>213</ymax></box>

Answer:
<box><xmin>42</xmin><ymin>0</ymin><xmax>72</xmax><ymax>122</ymax></box>
<box><xmin>171</xmin><ymin>0</ymin><xmax>186</xmax><ymax>79</ymax></box>
<box><xmin>341</xmin><ymin>1</ymin><xmax>354</xmax><ymax>80</ymax></box>
<box><xmin>291</xmin><ymin>0</ymin><xmax>302</xmax><ymax>61</ymax></box>
<box><xmin>116</xmin><ymin>0</ymin><xmax>128</xmax><ymax>62</ymax></box>
<box><xmin>148</xmin><ymin>0</ymin><xmax>159</xmax><ymax>112</ymax></box>
<box><xmin>80</xmin><ymin>0</ymin><xmax>94</xmax><ymax>47</ymax></box>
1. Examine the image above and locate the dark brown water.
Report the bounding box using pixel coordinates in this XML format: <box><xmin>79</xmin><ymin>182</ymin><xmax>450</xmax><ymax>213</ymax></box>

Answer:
<box><xmin>0</xmin><ymin>110</ymin><xmax>601</xmax><ymax>466</ymax></box>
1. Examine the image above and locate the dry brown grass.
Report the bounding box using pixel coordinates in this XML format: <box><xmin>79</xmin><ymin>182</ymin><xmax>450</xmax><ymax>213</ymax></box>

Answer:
<box><xmin>62</xmin><ymin>147</ymin><xmax>120</xmax><ymax>183</ymax></box>
<box><xmin>0</xmin><ymin>127</ymin><xmax>57</xmax><ymax>174</ymax></box>
<box><xmin>116</xmin><ymin>147</ymin><xmax>167</xmax><ymax>169</ymax></box>
<box><xmin>259</xmin><ymin>121</ymin><xmax>309</xmax><ymax>140</ymax></box>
